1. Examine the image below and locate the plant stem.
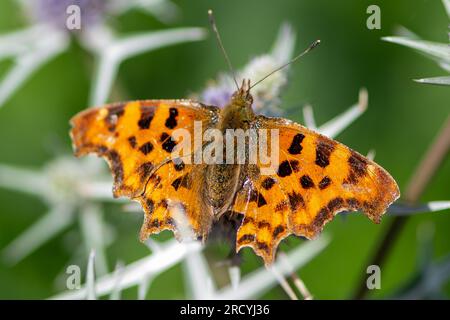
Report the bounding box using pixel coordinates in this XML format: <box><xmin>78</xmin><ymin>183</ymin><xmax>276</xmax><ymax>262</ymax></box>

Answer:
<box><xmin>353</xmin><ymin>116</ymin><xmax>450</xmax><ymax>299</ymax></box>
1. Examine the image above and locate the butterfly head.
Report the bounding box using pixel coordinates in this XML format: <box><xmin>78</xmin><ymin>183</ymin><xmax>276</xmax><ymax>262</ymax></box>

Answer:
<box><xmin>232</xmin><ymin>79</ymin><xmax>253</xmax><ymax>106</ymax></box>
<box><xmin>228</xmin><ymin>78</ymin><xmax>255</xmax><ymax>121</ymax></box>
<box><xmin>208</xmin><ymin>9</ymin><xmax>319</xmax><ymax>122</ymax></box>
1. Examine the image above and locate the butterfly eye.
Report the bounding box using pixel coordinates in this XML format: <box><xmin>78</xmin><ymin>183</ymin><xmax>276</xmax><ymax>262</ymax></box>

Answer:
<box><xmin>246</xmin><ymin>93</ymin><xmax>254</xmax><ymax>105</ymax></box>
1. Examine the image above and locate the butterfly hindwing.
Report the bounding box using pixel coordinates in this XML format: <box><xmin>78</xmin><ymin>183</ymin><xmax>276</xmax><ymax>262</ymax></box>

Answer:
<box><xmin>234</xmin><ymin>172</ymin><xmax>291</xmax><ymax>262</ymax></box>
<box><xmin>138</xmin><ymin>159</ymin><xmax>212</xmax><ymax>241</ymax></box>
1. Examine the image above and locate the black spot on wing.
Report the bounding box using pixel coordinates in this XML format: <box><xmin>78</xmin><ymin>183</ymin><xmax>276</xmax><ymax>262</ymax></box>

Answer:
<box><xmin>344</xmin><ymin>172</ymin><xmax>358</xmax><ymax>185</ymax></box>
<box><xmin>165</xmin><ymin>107</ymin><xmax>178</xmax><ymax>129</ymax></box>
<box><xmin>108</xmin><ymin>150</ymin><xmax>123</xmax><ymax>182</ymax></box>
<box><xmin>128</xmin><ymin>136</ymin><xmax>137</xmax><ymax>148</ymax></box>
<box><xmin>108</xmin><ymin>104</ymin><xmax>125</xmax><ymax>118</ymax></box>
<box><xmin>160</xmin><ymin>132</ymin><xmax>169</xmax><ymax>142</ymax></box>
<box><xmin>238</xmin><ymin>234</ymin><xmax>256</xmax><ymax>244</ymax></box>
<box><xmin>138</xmin><ymin>106</ymin><xmax>155</xmax><ymax>129</ymax></box>
<box><xmin>349</xmin><ymin>152</ymin><xmax>368</xmax><ymax>176</ymax></box>
<box><xmin>343</xmin><ymin>152</ymin><xmax>369</xmax><ymax>185</ymax></box>
<box><xmin>327</xmin><ymin>197</ymin><xmax>345</xmax><ymax>212</ymax></box>
<box><xmin>160</xmin><ymin>199</ymin><xmax>169</xmax><ymax>209</ymax></box>
<box><xmin>315</xmin><ymin>139</ymin><xmax>335</xmax><ymax>168</ymax></box>
<box><xmin>242</xmin><ymin>217</ymin><xmax>255</xmax><ymax>226</ymax></box>
<box><xmin>144</xmin><ymin>199</ymin><xmax>154</xmax><ymax>214</ymax></box>
<box><xmin>257</xmin><ymin>194</ymin><xmax>267</xmax><ymax>207</ymax></box>
<box><xmin>311</xmin><ymin>198</ymin><xmax>345</xmax><ymax>230</ymax></box>
<box><xmin>277</xmin><ymin>160</ymin><xmax>292</xmax><ymax>177</ymax></box>
<box><xmin>101</xmin><ymin>148</ymin><xmax>123</xmax><ymax>191</ymax></box>
<box><xmin>149</xmin><ymin>174</ymin><xmax>162</xmax><ymax>187</ymax></box>
<box><xmin>313</xmin><ymin>207</ymin><xmax>332</xmax><ymax>229</ymax></box>
<box><xmin>261</xmin><ymin>177</ymin><xmax>276</xmax><ymax>190</ymax></box>
<box><xmin>160</xmin><ymin>133</ymin><xmax>177</xmax><ymax>153</ymax></box>
<box><xmin>163</xmin><ymin>139</ymin><xmax>177</xmax><ymax>153</ymax></box>
<box><xmin>300</xmin><ymin>175</ymin><xmax>315</xmax><ymax>189</ymax></box>
<box><xmin>288</xmin><ymin>191</ymin><xmax>305</xmax><ymax>211</ymax></box>
<box><xmin>173</xmin><ymin>158</ymin><xmax>185</xmax><ymax>171</ymax></box>
<box><xmin>139</xmin><ymin>142</ymin><xmax>154</xmax><ymax>155</ymax></box>
<box><xmin>257</xmin><ymin>221</ymin><xmax>271</xmax><ymax>229</ymax></box>
<box><xmin>277</xmin><ymin>160</ymin><xmax>300</xmax><ymax>177</ymax></box>
<box><xmin>288</xmin><ymin>133</ymin><xmax>305</xmax><ymax>155</ymax></box>
<box><xmin>256</xmin><ymin>241</ymin><xmax>270</xmax><ymax>254</ymax></box>
<box><xmin>249</xmin><ymin>189</ymin><xmax>267</xmax><ymax>207</ymax></box>
<box><xmin>273</xmin><ymin>225</ymin><xmax>285</xmax><ymax>238</ymax></box>
<box><xmin>138</xmin><ymin>162</ymin><xmax>154</xmax><ymax>182</ymax></box>
<box><xmin>290</xmin><ymin>160</ymin><xmax>300</xmax><ymax>172</ymax></box>
<box><xmin>275</xmin><ymin>200</ymin><xmax>289</xmax><ymax>212</ymax></box>
<box><xmin>318</xmin><ymin>176</ymin><xmax>331</xmax><ymax>189</ymax></box>
<box><xmin>347</xmin><ymin>152</ymin><xmax>368</xmax><ymax>182</ymax></box>
<box><xmin>104</xmin><ymin>104</ymin><xmax>125</xmax><ymax>131</ymax></box>
<box><xmin>171</xmin><ymin>177</ymin><xmax>182</xmax><ymax>191</ymax></box>
<box><xmin>171</xmin><ymin>174</ymin><xmax>192</xmax><ymax>191</ymax></box>
<box><xmin>346</xmin><ymin>198</ymin><xmax>360</xmax><ymax>210</ymax></box>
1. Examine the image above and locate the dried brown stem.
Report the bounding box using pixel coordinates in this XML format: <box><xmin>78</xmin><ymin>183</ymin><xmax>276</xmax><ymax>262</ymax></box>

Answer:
<box><xmin>278</xmin><ymin>252</ymin><xmax>313</xmax><ymax>300</ymax></box>
<box><xmin>290</xmin><ymin>272</ymin><xmax>313</xmax><ymax>300</ymax></box>
<box><xmin>353</xmin><ymin>116</ymin><xmax>450</xmax><ymax>299</ymax></box>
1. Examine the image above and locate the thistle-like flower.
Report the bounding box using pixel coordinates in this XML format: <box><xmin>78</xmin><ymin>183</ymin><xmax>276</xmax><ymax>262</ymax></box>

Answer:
<box><xmin>0</xmin><ymin>0</ymin><xmax>205</xmax><ymax>108</ymax></box>
<box><xmin>0</xmin><ymin>156</ymin><xmax>117</xmax><ymax>275</ymax></box>
<box><xmin>199</xmin><ymin>23</ymin><xmax>295</xmax><ymax>116</ymax></box>
<box><xmin>26</xmin><ymin>0</ymin><xmax>108</xmax><ymax>31</ymax></box>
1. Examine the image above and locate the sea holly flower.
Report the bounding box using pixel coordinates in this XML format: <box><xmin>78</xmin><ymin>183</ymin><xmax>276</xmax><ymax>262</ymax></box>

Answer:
<box><xmin>0</xmin><ymin>0</ymin><xmax>205</xmax><ymax>108</ymax></box>
<box><xmin>199</xmin><ymin>23</ymin><xmax>295</xmax><ymax>115</ymax></box>
<box><xmin>0</xmin><ymin>156</ymin><xmax>117</xmax><ymax>275</ymax></box>
<box><xmin>51</xmin><ymin>236</ymin><xmax>329</xmax><ymax>300</ymax></box>
<box><xmin>26</xmin><ymin>0</ymin><xmax>108</xmax><ymax>31</ymax></box>
<box><xmin>0</xmin><ymin>0</ymin><xmax>205</xmax><ymax>278</ymax></box>
<box><xmin>198</xmin><ymin>23</ymin><xmax>369</xmax><ymax>137</ymax></box>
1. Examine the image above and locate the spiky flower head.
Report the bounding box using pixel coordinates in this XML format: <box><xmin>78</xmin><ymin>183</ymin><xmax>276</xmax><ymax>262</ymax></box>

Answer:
<box><xmin>199</xmin><ymin>23</ymin><xmax>296</xmax><ymax>116</ymax></box>
<box><xmin>28</xmin><ymin>0</ymin><xmax>108</xmax><ymax>32</ymax></box>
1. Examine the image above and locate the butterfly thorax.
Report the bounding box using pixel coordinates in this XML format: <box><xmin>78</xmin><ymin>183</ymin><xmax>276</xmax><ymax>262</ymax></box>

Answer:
<box><xmin>204</xmin><ymin>81</ymin><xmax>255</xmax><ymax>217</ymax></box>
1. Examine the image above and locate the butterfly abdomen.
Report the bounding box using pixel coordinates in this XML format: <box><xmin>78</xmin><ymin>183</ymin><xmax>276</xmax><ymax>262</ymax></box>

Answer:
<box><xmin>204</xmin><ymin>163</ymin><xmax>241</xmax><ymax>216</ymax></box>
<box><xmin>204</xmin><ymin>94</ymin><xmax>255</xmax><ymax>217</ymax></box>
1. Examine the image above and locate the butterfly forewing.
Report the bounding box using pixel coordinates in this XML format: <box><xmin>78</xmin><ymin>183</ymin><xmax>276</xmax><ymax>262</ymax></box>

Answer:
<box><xmin>70</xmin><ymin>100</ymin><xmax>219</xmax><ymax>239</ymax></box>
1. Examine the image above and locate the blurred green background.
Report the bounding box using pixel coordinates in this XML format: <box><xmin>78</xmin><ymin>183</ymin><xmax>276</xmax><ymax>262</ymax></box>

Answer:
<box><xmin>0</xmin><ymin>0</ymin><xmax>449</xmax><ymax>299</ymax></box>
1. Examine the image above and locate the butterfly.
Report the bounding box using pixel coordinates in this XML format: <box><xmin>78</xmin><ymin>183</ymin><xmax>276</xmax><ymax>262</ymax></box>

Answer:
<box><xmin>70</xmin><ymin>12</ymin><xmax>400</xmax><ymax>265</ymax></box>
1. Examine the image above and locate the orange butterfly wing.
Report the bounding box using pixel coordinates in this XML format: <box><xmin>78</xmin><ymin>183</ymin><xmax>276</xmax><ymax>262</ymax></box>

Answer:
<box><xmin>71</xmin><ymin>101</ymin><xmax>400</xmax><ymax>265</ymax></box>
<box><xmin>70</xmin><ymin>100</ymin><xmax>219</xmax><ymax>239</ymax></box>
<box><xmin>233</xmin><ymin>115</ymin><xmax>400</xmax><ymax>265</ymax></box>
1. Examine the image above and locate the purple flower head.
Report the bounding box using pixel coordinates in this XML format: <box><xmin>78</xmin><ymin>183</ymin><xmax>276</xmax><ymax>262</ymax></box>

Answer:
<box><xmin>32</xmin><ymin>0</ymin><xmax>108</xmax><ymax>32</ymax></box>
<box><xmin>198</xmin><ymin>24</ymin><xmax>296</xmax><ymax>115</ymax></box>
<box><xmin>200</xmin><ymin>83</ymin><xmax>233</xmax><ymax>108</ymax></box>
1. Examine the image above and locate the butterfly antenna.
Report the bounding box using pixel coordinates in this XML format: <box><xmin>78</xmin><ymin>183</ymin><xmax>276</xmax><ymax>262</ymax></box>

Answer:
<box><xmin>208</xmin><ymin>9</ymin><xmax>239</xmax><ymax>90</ymax></box>
<box><xmin>250</xmin><ymin>39</ymin><xmax>321</xmax><ymax>90</ymax></box>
